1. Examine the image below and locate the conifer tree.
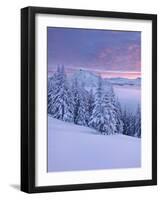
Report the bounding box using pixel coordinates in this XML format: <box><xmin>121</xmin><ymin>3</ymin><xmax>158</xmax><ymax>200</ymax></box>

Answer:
<box><xmin>134</xmin><ymin>104</ymin><xmax>141</xmax><ymax>138</ymax></box>
<box><xmin>48</xmin><ymin>65</ymin><xmax>74</xmax><ymax>122</ymax></box>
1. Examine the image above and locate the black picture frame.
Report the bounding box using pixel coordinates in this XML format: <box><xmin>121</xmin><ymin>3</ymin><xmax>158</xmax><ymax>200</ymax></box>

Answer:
<box><xmin>21</xmin><ymin>6</ymin><xmax>157</xmax><ymax>193</ymax></box>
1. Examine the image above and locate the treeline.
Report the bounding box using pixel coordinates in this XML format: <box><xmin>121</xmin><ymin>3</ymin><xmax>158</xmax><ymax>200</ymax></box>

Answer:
<box><xmin>48</xmin><ymin>65</ymin><xmax>141</xmax><ymax>137</ymax></box>
<box><xmin>122</xmin><ymin>106</ymin><xmax>141</xmax><ymax>138</ymax></box>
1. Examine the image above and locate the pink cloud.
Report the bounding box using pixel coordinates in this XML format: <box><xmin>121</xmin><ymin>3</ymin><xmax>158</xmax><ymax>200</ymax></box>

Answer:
<box><xmin>97</xmin><ymin>44</ymin><xmax>141</xmax><ymax>72</ymax></box>
<box><xmin>100</xmin><ymin>71</ymin><xmax>141</xmax><ymax>79</ymax></box>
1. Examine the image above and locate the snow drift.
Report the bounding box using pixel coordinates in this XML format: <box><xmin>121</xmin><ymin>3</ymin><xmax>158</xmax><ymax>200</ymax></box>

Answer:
<box><xmin>48</xmin><ymin>116</ymin><xmax>141</xmax><ymax>172</ymax></box>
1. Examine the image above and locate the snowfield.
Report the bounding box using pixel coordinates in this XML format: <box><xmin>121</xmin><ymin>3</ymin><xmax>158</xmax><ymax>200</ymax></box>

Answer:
<box><xmin>48</xmin><ymin>116</ymin><xmax>141</xmax><ymax>172</ymax></box>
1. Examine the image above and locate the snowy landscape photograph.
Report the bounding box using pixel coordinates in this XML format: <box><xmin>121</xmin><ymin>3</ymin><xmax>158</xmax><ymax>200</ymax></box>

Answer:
<box><xmin>47</xmin><ymin>27</ymin><xmax>141</xmax><ymax>172</ymax></box>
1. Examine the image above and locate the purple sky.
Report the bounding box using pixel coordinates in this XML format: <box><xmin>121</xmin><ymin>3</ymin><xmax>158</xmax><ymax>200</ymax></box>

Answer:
<box><xmin>48</xmin><ymin>27</ymin><xmax>141</xmax><ymax>79</ymax></box>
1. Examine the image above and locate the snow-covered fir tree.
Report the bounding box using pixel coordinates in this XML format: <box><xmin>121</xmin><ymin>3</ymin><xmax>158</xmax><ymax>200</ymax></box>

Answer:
<box><xmin>122</xmin><ymin>106</ymin><xmax>141</xmax><ymax>138</ymax></box>
<box><xmin>88</xmin><ymin>76</ymin><xmax>104</xmax><ymax>132</ymax></box>
<box><xmin>86</xmin><ymin>89</ymin><xmax>95</xmax><ymax>125</ymax></box>
<box><xmin>122</xmin><ymin>108</ymin><xmax>129</xmax><ymax>136</ymax></box>
<box><xmin>115</xmin><ymin>99</ymin><xmax>124</xmax><ymax>134</ymax></box>
<box><xmin>81</xmin><ymin>88</ymin><xmax>92</xmax><ymax>126</ymax></box>
<box><xmin>48</xmin><ymin>65</ymin><xmax>74</xmax><ymax>122</ymax></box>
<box><xmin>122</xmin><ymin>108</ymin><xmax>135</xmax><ymax>136</ymax></box>
<box><xmin>71</xmin><ymin>78</ymin><xmax>88</xmax><ymax>126</ymax></box>
<box><xmin>88</xmin><ymin>77</ymin><xmax>114</xmax><ymax>134</ymax></box>
<box><xmin>129</xmin><ymin>114</ymin><xmax>136</xmax><ymax>136</ymax></box>
<box><xmin>134</xmin><ymin>104</ymin><xmax>141</xmax><ymax>138</ymax></box>
<box><xmin>48</xmin><ymin>66</ymin><xmax>60</xmax><ymax>114</ymax></box>
<box><xmin>103</xmin><ymin>86</ymin><xmax>123</xmax><ymax>134</ymax></box>
<box><xmin>71</xmin><ymin>77</ymin><xmax>80</xmax><ymax>124</ymax></box>
<box><xmin>76</xmin><ymin>87</ymin><xmax>88</xmax><ymax>126</ymax></box>
<box><xmin>102</xmin><ymin>92</ymin><xmax>116</xmax><ymax>135</ymax></box>
<box><xmin>48</xmin><ymin>77</ymin><xmax>54</xmax><ymax>114</ymax></box>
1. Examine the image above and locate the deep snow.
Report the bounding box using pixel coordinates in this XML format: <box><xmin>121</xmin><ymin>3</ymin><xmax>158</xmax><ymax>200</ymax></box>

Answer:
<box><xmin>48</xmin><ymin>116</ymin><xmax>141</xmax><ymax>172</ymax></box>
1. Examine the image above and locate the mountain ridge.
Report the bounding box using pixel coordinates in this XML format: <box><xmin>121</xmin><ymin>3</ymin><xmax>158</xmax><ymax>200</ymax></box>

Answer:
<box><xmin>71</xmin><ymin>69</ymin><xmax>141</xmax><ymax>86</ymax></box>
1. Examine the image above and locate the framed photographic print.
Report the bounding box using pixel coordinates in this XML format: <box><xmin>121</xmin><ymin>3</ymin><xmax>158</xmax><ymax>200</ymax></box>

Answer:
<box><xmin>21</xmin><ymin>6</ymin><xmax>157</xmax><ymax>193</ymax></box>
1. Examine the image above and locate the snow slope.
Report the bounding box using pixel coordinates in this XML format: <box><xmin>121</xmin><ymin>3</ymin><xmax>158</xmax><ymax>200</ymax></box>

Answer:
<box><xmin>48</xmin><ymin>116</ymin><xmax>141</xmax><ymax>172</ymax></box>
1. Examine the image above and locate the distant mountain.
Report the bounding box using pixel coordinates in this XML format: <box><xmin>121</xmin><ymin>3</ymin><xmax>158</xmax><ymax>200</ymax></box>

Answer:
<box><xmin>105</xmin><ymin>77</ymin><xmax>141</xmax><ymax>86</ymax></box>
<box><xmin>71</xmin><ymin>69</ymin><xmax>99</xmax><ymax>87</ymax></box>
<box><xmin>70</xmin><ymin>70</ymin><xmax>141</xmax><ymax>87</ymax></box>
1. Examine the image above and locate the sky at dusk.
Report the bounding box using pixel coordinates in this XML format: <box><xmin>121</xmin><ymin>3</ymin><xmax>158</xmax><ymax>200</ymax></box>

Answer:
<box><xmin>48</xmin><ymin>27</ymin><xmax>141</xmax><ymax>79</ymax></box>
